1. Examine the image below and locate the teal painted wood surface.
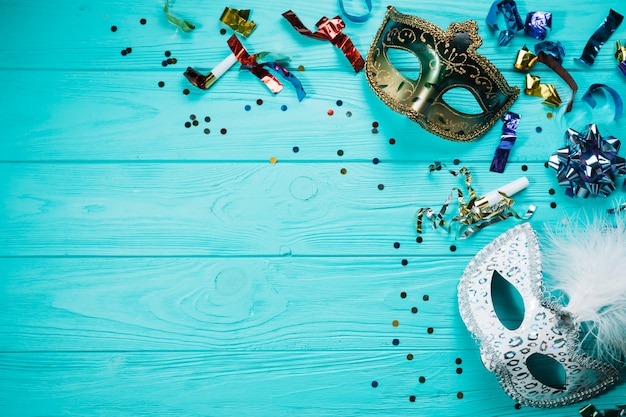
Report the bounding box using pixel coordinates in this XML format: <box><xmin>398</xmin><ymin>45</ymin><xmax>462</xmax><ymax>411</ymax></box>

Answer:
<box><xmin>1</xmin><ymin>0</ymin><xmax>626</xmax><ymax>415</ymax></box>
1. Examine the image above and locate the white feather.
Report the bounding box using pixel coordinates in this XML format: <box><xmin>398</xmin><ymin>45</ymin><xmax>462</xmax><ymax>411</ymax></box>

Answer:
<box><xmin>542</xmin><ymin>211</ymin><xmax>626</xmax><ymax>365</ymax></box>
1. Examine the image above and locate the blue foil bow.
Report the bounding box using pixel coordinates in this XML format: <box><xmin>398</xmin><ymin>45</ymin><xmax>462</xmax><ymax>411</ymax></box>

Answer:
<box><xmin>548</xmin><ymin>124</ymin><xmax>626</xmax><ymax>197</ymax></box>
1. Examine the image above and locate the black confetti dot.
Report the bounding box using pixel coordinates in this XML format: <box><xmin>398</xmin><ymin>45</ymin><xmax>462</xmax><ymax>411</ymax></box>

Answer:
<box><xmin>393</xmin><ymin>242</ymin><xmax>400</xmax><ymax>249</ymax></box>
<box><xmin>548</xmin><ymin>188</ymin><xmax>555</xmax><ymax>195</ymax></box>
<box><xmin>409</xmin><ymin>396</ymin><xmax>416</xmax><ymax>402</ymax></box>
<box><xmin>456</xmin><ymin>367</ymin><xmax>463</xmax><ymax>374</ymax></box>
<box><xmin>126</xmin><ymin>47</ymin><xmax>132</xmax><ymax>53</ymax></box>
<box><xmin>203</xmin><ymin>128</ymin><xmax>210</xmax><ymax>135</ymax></box>
<box><xmin>400</xmin><ymin>291</ymin><xmax>407</xmax><ymax>298</ymax></box>
<box><xmin>450</xmin><ymin>245</ymin><xmax>457</xmax><ymax>252</ymax></box>
<box><xmin>167</xmin><ymin>58</ymin><xmax>173</xmax><ymax>64</ymax></box>
<box><xmin>192</xmin><ymin>120</ymin><xmax>198</xmax><ymax>126</ymax></box>
<box><xmin>293</xmin><ymin>146</ymin><xmax>299</xmax><ymax>153</ymax></box>
<box><xmin>515</xmin><ymin>403</ymin><xmax>522</xmax><ymax>410</ymax></box>
<box><xmin>337</xmin><ymin>150</ymin><xmax>344</xmax><ymax>156</ymax></box>
<box><xmin>392</xmin><ymin>338</ymin><xmax>400</xmax><ymax>346</ymax></box>
<box><xmin>158</xmin><ymin>81</ymin><xmax>164</xmax><ymax>87</ymax></box>
<box><xmin>372</xmin><ymin>121</ymin><xmax>379</xmax><ymax>128</ymax></box>
<box><xmin>419</xmin><ymin>376</ymin><xmax>426</xmax><ymax>383</ymax></box>
<box><xmin>140</xmin><ymin>18</ymin><xmax>147</xmax><ymax>25</ymax></box>
<box><xmin>521</xmin><ymin>165</ymin><xmax>528</xmax><ymax>171</ymax></box>
<box><xmin>110</xmin><ymin>25</ymin><xmax>117</xmax><ymax>32</ymax></box>
<box><xmin>256</xmin><ymin>98</ymin><xmax>263</xmax><ymax>105</ymax></box>
<box><xmin>183</xmin><ymin>89</ymin><xmax>190</xmax><ymax>95</ymax></box>
<box><xmin>378</xmin><ymin>184</ymin><xmax>384</xmax><ymax>190</ymax></box>
<box><xmin>416</xmin><ymin>236</ymin><xmax>423</xmax><ymax>243</ymax></box>
<box><xmin>427</xmin><ymin>327</ymin><xmax>434</xmax><ymax>334</ymax></box>
<box><xmin>453</xmin><ymin>158</ymin><xmax>461</xmax><ymax>165</ymax></box>
<box><xmin>165</xmin><ymin>51</ymin><xmax>171</xmax><ymax>57</ymax></box>
<box><xmin>220</xmin><ymin>128</ymin><xmax>227</xmax><ymax>135</ymax></box>
<box><xmin>189</xmin><ymin>114</ymin><xmax>196</xmax><ymax>120</ymax></box>
<box><xmin>205</xmin><ymin>116</ymin><xmax>211</xmax><ymax>123</ymax></box>
<box><xmin>550</xmin><ymin>202</ymin><xmax>557</xmax><ymax>208</ymax></box>
<box><xmin>389</xmin><ymin>138</ymin><xmax>396</xmax><ymax>145</ymax></box>
<box><xmin>372</xmin><ymin>128</ymin><xmax>378</xmax><ymax>134</ymax></box>
<box><xmin>423</xmin><ymin>295</ymin><xmax>429</xmax><ymax>301</ymax></box>
<box><xmin>455</xmin><ymin>358</ymin><xmax>462</xmax><ymax>364</ymax></box>
<box><xmin>373</xmin><ymin>158</ymin><xmax>379</xmax><ymax>165</ymax></box>
<box><xmin>220</xmin><ymin>28</ymin><xmax>226</xmax><ymax>35</ymax></box>
<box><xmin>401</xmin><ymin>259</ymin><xmax>408</xmax><ymax>266</ymax></box>
<box><xmin>121</xmin><ymin>49</ymin><xmax>127</xmax><ymax>56</ymax></box>
<box><xmin>411</xmin><ymin>307</ymin><xmax>418</xmax><ymax>314</ymax></box>
<box><xmin>371</xmin><ymin>381</ymin><xmax>378</xmax><ymax>388</ymax></box>
<box><xmin>336</xmin><ymin>100</ymin><xmax>343</xmax><ymax>106</ymax></box>
<box><xmin>184</xmin><ymin>121</ymin><xmax>191</xmax><ymax>128</ymax></box>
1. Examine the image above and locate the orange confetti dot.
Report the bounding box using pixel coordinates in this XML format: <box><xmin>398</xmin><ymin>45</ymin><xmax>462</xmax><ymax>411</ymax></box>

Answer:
<box><xmin>270</xmin><ymin>157</ymin><xmax>277</xmax><ymax>164</ymax></box>
<box><xmin>457</xmin><ymin>392</ymin><xmax>464</xmax><ymax>399</ymax></box>
<box><xmin>327</xmin><ymin>109</ymin><xmax>334</xmax><ymax>116</ymax></box>
<box><xmin>392</xmin><ymin>320</ymin><xmax>399</xmax><ymax>327</ymax></box>
<box><xmin>546</xmin><ymin>112</ymin><xmax>553</xmax><ymax>119</ymax></box>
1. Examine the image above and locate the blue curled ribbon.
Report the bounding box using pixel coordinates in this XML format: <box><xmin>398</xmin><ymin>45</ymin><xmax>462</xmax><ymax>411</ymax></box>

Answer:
<box><xmin>338</xmin><ymin>0</ymin><xmax>372</xmax><ymax>23</ymax></box>
<box><xmin>490</xmin><ymin>112</ymin><xmax>521</xmax><ymax>173</ymax></box>
<box><xmin>486</xmin><ymin>0</ymin><xmax>524</xmax><ymax>46</ymax></box>
<box><xmin>582</xmin><ymin>84</ymin><xmax>623</xmax><ymax>120</ymax></box>
<box><xmin>241</xmin><ymin>62</ymin><xmax>307</xmax><ymax>101</ymax></box>
<box><xmin>548</xmin><ymin>124</ymin><xmax>626</xmax><ymax>197</ymax></box>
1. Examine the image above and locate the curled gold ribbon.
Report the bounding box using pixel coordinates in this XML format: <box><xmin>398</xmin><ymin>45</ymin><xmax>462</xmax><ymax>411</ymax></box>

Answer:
<box><xmin>617</xmin><ymin>40</ymin><xmax>626</xmax><ymax>76</ymax></box>
<box><xmin>524</xmin><ymin>73</ymin><xmax>562</xmax><ymax>107</ymax></box>
<box><xmin>514</xmin><ymin>46</ymin><xmax>538</xmax><ymax>70</ymax></box>
<box><xmin>220</xmin><ymin>7</ymin><xmax>256</xmax><ymax>37</ymax></box>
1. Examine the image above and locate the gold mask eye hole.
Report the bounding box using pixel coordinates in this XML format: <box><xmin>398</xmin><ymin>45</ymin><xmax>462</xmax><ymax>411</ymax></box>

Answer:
<box><xmin>385</xmin><ymin>47</ymin><xmax>421</xmax><ymax>81</ymax></box>
<box><xmin>441</xmin><ymin>87</ymin><xmax>484</xmax><ymax>115</ymax></box>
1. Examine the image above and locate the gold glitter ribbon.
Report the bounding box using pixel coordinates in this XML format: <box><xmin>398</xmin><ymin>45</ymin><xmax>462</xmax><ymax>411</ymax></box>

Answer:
<box><xmin>220</xmin><ymin>7</ymin><xmax>256</xmax><ymax>37</ymax></box>
<box><xmin>415</xmin><ymin>166</ymin><xmax>535</xmax><ymax>239</ymax></box>
<box><xmin>524</xmin><ymin>73</ymin><xmax>562</xmax><ymax>107</ymax></box>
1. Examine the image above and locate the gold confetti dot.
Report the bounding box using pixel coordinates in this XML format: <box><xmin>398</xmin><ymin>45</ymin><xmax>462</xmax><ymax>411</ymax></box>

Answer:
<box><xmin>298</xmin><ymin>65</ymin><xmax>305</xmax><ymax>71</ymax></box>
<box><xmin>340</xmin><ymin>168</ymin><xmax>347</xmax><ymax>175</ymax></box>
<box><xmin>392</xmin><ymin>320</ymin><xmax>399</xmax><ymax>327</ymax></box>
<box><xmin>270</xmin><ymin>157</ymin><xmax>277</xmax><ymax>164</ymax></box>
<box><xmin>546</xmin><ymin>112</ymin><xmax>553</xmax><ymax>119</ymax></box>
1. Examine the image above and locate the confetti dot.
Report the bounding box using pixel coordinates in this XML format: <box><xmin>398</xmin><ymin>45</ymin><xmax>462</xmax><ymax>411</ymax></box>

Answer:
<box><xmin>372</xmin><ymin>121</ymin><xmax>379</xmax><ymax>128</ymax></box>
<box><xmin>336</xmin><ymin>100</ymin><xmax>343</xmax><ymax>106</ymax></box>
<box><xmin>393</xmin><ymin>242</ymin><xmax>400</xmax><ymax>249</ymax></box>
<box><xmin>515</xmin><ymin>403</ymin><xmax>522</xmax><ymax>410</ymax></box>
<box><xmin>401</xmin><ymin>259</ymin><xmax>408</xmax><ymax>266</ymax></box>
<box><xmin>270</xmin><ymin>157</ymin><xmax>277</xmax><ymax>164</ymax></box>
<box><xmin>126</xmin><ymin>47</ymin><xmax>132</xmax><ymax>53</ymax></box>
<box><xmin>371</xmin><ymin>381</ymin><xmax>378</xmax><ymax>388</ymax></box>
<box><xmin>423</xmin><ymin>295</ymin><xmax>429</xmax><ymax>301</ymax></box>
<box><xmin>407</xmin><ymin>354</ymin><xmax>414</xmax><ymax>360</ymax></box>
<box><xmin>456</xmin><ymin>368</ymin><xmax>463</xmax><ymax>374</ymax></box>
<box><xmin>171</xmin><ymin>58</ymin><xmax>177</xmax><ymax>64</ymax></box>
<box><xmin>183</xmin><ymin>89</ymin><xmax>190</xmax><ymax>95</ymax></box>
<box><xmin>281</xmin><ymin>105</ymin><xmax>288</xmax><ymax>111</ymax></box>
<box><xmin>521</xmin><ymin>165</ymin><xmax>528</xmax><ymax>171</ymax></box>
<box><xmin>536</xmin><ymin>126</ymin><xmax>543</xmax><ymax>133</ymax></box>
<box><xmin>453</xmin><ymin>158</ymin><xmax>461</xmax><ymax>165</ymax></box>
<box><xmin>455</xmin><ymin>358</ymin><xmax>462</xmax><ymax>364</ymax></box>
<box><xmin>427</xmin><ymin>327</ymin><xmax>434</xmax><ymax>334</ymax></box>
<box><xmin>547</xmin><ymin>112</ymin><xmax>553</xmax><ymax>119</ymax></box>
<box><xmin>245</xmin><ymin>105</ymin><xmax>251</xmax><ymax>111</ymax></box>
<box><xmin>337</xmin><ymin>150</ymin><xmax>344</xmax><ymax>156</ymax></box>
<box><xmin>167</xmin><ymin>58</ymin><xmax>173</xmax><ymax>64</ymax></box>
<box><xmin>550</xmin><ymin>202</ymin><xmax>557</xmax><ymax>208</ymax></box>
<box><xmin>140</xmin><ymin>18</ymin><xmax>147</xmax><ymax>25</ymax></box>
<box><xmin>419</xmin><ymin>377</ymin><xmax>426</xmax><ymax>383</ymax></box>
<box><xmin>256</xmin><ymin>98</ymin><xmax>263</xmax><ymax>105</ymax></box>
<box><xmin>298</xmin><ymin>65</ymin><xmax>305</xmax><ymax>71</ymax></box>
<box><xmin>121</xmin><ymin>49</ymin><xmax>127</xmax><ymax>56</ymax></box>
<box><xmin>392</xmin><ymin>320</ymin><xmax>399</xmax><ymax>327</ymax></box>
<box><xmin>372</xmin><ymin>158</ymin><xmax>379</xmax><ymax>164</ymax></box>
<box><xmin>158</xmin><ymin>81</ymin><xmax>165</xmax><ymax>88</ymax></box>
<box><xmin>457</xmin><ymin>392</ymin><xmax>464</xmax><ymax>399</ymax></box>
<box><xmin>450</xmin><ymin>245</ymin><xmax>457</xmax><ymax>252</ymax></box>
<box><xmin>220</xmin><ymin>128</ymin><xmax>227</xmax><ymax>135</ymax></box>
<box><xmin>110</xmin><ymin>25</ymin><xmax>118</xmax><ymax>32</ymax></box>
<box><xmin>548</xmin><ymin>188</ymin><xmax>555</xmax><ymax>195</ymax></box>
<box><xmin>165</xmin><ymin>51</ymin><xmax>171</xmax><ymax>57</ymax></box>
<box><xmin>189</xmin><ymin>114</ymin><xmax>196</xmax><ymax>121</ymax></box>
<box><xmin>162</xmin><ymin>60</ymin><xmax>168</xmax><ymax>67</ymax></box>
<box><xmin>340</xmin><ymin>168</ymin><xmax>347</xmax><ymax>175</ymax></box>
<box><xmin>372</xmin><ymin>128</ymin><xmax>378</xmax><ymax>134</ymax></box>
<box><xmin>292</xmin><ymin>146</ymin><xmax>299</xmax><ymax>153</ymax></box>
<box><xmin>192</xmin><ymin>120</ymin><xmax>199</xmax><ymax>126</ymax></box>
<box><xmin>409</xmin><ymin>396</ymin><xmax>416</xmax><ymax>402</ymax></box>
<box><xmin>392</xmin><ymin>338</ymin><xmax>400</xmax><ymax>346</ymax></box>
<box><xmin>389</xmin><ymin>138</ymin><xmax>396</xmax><ymax>145</ymax></box>
<box><xmin>400</xmin><ymin>291</ymin><xmax>407</xmax><ymax>298</ymax></box>
<box><xmin>204</xmin><ymin>116</ymin><xmax>211</xmax><ymax>123</ymax></box>
<box><xmin>346</xmin><ymin>111</ymin><xmax>352</xmax><ymax>117</ymax></box>
<box><xmin>416</xmin><ymin>236</ymin><xmax>423</xmax><ymax>244</ymax></box>
<box><xmin>220</xmin><ymin>28</ymin><xmax>227</xmax><ymax>35</ymax></box>
<box><xmin>204</xmin><ymin>128</ymin><xmax>210</xmax><ymax>134</ymax></box>
<box><xmin>411</xmin><ymin>307</ymin><xmax>418</xmax><ymax>314</ymax></box>
<box><xmin>327</xmin><ymin>109</ymin><xmax>334</xmax><ymax>116</ymax></box>
<box><xmin>184</xmin><ymin>121</ymin><xmax>191</xmax><ymax>128</ymax></box>
<box><xmin>378</xmin><ymin>184</ymin><xmax>384</xmax><ymax>190</ymax></box>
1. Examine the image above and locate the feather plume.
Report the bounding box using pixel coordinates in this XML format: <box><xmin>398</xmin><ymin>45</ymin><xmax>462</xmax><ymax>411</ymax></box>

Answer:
<box><xmin>542</xmin><ymin>212</ymin><xmax>626</xmax><ymax>366</ymax></box>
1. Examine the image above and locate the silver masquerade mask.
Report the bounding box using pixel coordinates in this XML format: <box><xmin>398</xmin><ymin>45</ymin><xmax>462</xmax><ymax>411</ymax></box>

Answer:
<box><xmin>458</xmin><ymin>223</ymin><xmax>620</xmax><ymax>407</ymax></box>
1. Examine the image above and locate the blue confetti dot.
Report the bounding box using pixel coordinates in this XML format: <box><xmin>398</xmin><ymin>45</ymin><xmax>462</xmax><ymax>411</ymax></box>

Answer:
<box><xmin>392</xmin><ymin>338</ymin><xmax>400</xmax><ymax>346</ymax></box>
<box><xmin>372</xmin><ymin>158</ymin><xmax>379</xmax><ymax>165</ymax></box>
<box><xmin>244</xmin><ymin>105</ymin><xmax>251</xmax><ymax>111</ymax></box>
<box><xmin>371</xmin><ymin>381</ymin><xmax>378</xmax><ymax>388</ymax></box>
<box><xmin>293</xmin><ymin>146</ymin><xmax>299</xmax><ymax>153</ymax></box>
<box><xmin>336</xmin><ymin>100</ymin><xmax>343</xmax><ymax>106</ymax></box>
<box><xmin>536</xmin><ymin>126</ymin><xmax>543</xmax><ymax>133</ymax></box>
<box><xmin>281</xmin><ymin>105</ymin><xmax>288</xmax><ymax>111</ymax></box>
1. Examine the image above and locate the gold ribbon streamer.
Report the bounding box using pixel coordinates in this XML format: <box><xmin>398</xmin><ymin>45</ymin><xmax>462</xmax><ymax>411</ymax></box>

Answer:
<box><xmin>524</xmin><ymin>73</ymin><xmax>562</xmax><ymax>107</ymax></box>
<box><xmin>415</xmin><ymin>166</ymin><xmax>535</xmax><ymax>239</ymax></box>
<box><xmin>220</xmin><ymin>7</ymin><xmax>256</xmax><ymax>37</ymax></box>
<box><xmin>514</xmin><ymin>46</ymin><xmax>538</xmax><ymax>70</ymax></box>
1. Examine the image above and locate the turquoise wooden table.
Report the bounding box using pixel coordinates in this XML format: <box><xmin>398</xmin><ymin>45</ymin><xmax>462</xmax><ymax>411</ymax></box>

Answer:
<box><xmin>2</xmin><ymin>0</ymin><xmax>626</xmax><ymax>415</ymax></box>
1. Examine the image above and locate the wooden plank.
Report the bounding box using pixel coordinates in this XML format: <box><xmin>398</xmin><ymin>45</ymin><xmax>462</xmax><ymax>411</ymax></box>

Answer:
<box><xmin>0</xmin><ymin>162</ymin><xmax>614</xmax><ymax>257</ymax></box>
<box><xmin>0</xmin><ymin>256</ymin><xmax>471</xmax><ymax>351</ymax></box>
<box><xmin>2</xmin><ymin>0</ymin><xmax>624</xmax><ymax>71</ymax></box>
<box><xmin>3</xmin><ymin>68</ymin><xmax>622</xmax><ymax>162</ymax></box>
<box><xmin>1</xmin><ymin>350</ymin><xmax>623</xmax><ymax>417</ymax></box>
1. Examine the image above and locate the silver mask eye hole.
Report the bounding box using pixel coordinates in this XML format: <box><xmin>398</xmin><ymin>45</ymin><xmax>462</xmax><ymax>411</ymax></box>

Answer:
<box><xmin>441</xmin><ymin>87</ymin><xmax>484</xmax><ymax>115</ymax></box>
<box><xmin>526</xmin><ymin>353</ymin><xmax>568</xmax><ymax>390</ymax></box>
<box><xmin>491</xmin><ymin>270</ymin><xmax>525</xmax><ymax>330</ymax></box>
<box><xmin>385</xmin><ymin>47</ymin><xmax>421</xmax><ymax>81</ymax></box>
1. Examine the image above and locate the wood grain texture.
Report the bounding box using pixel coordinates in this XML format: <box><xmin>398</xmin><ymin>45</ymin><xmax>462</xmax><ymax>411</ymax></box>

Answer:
<box><xmin>2</xmin><ymin>0</ymin><xmax>626</xmax><ymax>415</ymax></box>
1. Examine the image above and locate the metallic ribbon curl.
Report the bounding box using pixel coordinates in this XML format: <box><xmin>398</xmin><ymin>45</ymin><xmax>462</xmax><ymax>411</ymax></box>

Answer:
<box><xmin>576</xmin><ymin>9</ymin><xmax>624</xmax><ymax>66</ymax></box>
<box><xmin>219</xmin><ymin>7</ymin><xmax>256</xmax><ymax>37</ymax></box>
<box><xmin>490</xmin><ymin>112</ymin><xmax>521</xmax><ymax>173</ymax></box>
<box><xmin>582</xmin><ymin>83</ymin><xmax>623</xmax><ymax>120</ymax></box>
<box><xmin>415</xmin><ymin>166</ymin><xmax>534</xmax><ymax>239</ymax></box>
<box><xmin>164</xmin><ymin>0</ymin><xmax>195</xmax><ymax>32</ymax></box>
<box><xmin>525</xmin><ymin>74</ymin><xmax>561</xmax><ymax>107</ymax></box>
<box><xmin>339</xmin><ymin>0</ymin><xmax>373</xmax><ymax>23</ymax></box>
<box><xmin>524</xmin><ymin>11</ymin><xmax>552</xmax><ymax>40</ymax></box>
<box><xmin>486</xmin><ymin>0</ymin><xmax>524</xmax><ymax>46</ymax></box>
<box><xmin>548</xmin><ymin>124</ymin><xmax>626</xmax><ymax>198</ymax></box>
<box><xmin>535</xmin><ymin>41</ymin><xmax>566</xmax><ymax>64</ymax></box>
<box><xmin>579</xmin><ymin>403</ymin><xmax>626</xmax><ymax>417</ymax></box>
<box><xmin>282</xmin><ymin>10</ymin><xmax>365</xmax><ymax>72</ymax></box>
<box><xmin>616</xmin><ymin>40</ymin><xmax>626</xmax><ymax>76</ymax></box>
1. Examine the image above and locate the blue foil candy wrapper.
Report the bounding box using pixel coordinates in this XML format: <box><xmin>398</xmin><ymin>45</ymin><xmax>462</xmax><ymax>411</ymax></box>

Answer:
<box><xmin>535</xmin><ymin>41</ymin><xmax>565</xmax><ymax>64</ymax></box>
<box><xmin>524</xmin><ymin>12</ymin><xmax>551</xmax><ymax>40</ymax></box>
<box><xmin>576</xmin><ymin>9</ymin><xmax>624</xmax><ymax>66</ymax></box>
<box><xmin>548</xmin><ymin>124</ymin><xmax>626</xmax><ymax>197</ymax></box>
<box><xmin>490</xmin><ymin>112</ymin><xmax>521</xmax><ymax>173</ymax></box>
